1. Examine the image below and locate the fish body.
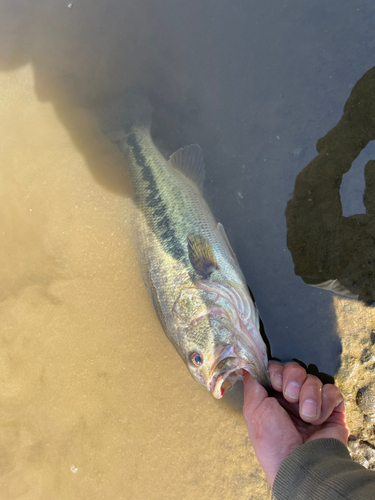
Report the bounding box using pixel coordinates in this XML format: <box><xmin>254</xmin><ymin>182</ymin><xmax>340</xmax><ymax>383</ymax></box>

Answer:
<box><xmin>106</xmin><ymin>107</ymin><xmax>270</xmax><ymax>398</ymax></box>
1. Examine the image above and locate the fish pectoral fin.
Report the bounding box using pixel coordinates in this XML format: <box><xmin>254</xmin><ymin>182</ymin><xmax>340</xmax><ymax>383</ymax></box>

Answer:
<box><xmin>217</xmin><ymin>222</ymin><xmax>239</xmax><ymax>265</ymax></box>
<box><xmin>168</xmin><ymin>144</ymin><xmax>205</xmax><ymax>191</ymax></box>
<box><xmin>187</xmin><ymin>234</ymin><xmax>218</xmax><ymax>278</ymax></box>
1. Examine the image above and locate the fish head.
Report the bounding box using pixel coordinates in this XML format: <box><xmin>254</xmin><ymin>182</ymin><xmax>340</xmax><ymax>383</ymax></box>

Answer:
<box><xmin>172</xmin><ymin>281</ymin><xmax>271</xmax><ymax>398</ymax></box>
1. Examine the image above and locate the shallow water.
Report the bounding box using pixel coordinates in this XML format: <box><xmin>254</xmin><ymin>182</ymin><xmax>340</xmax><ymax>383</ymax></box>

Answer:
<box><xmin>1</xmin><ymin>0</ymin><xmax>375</xmax><ymax>497</ymax></box>
<box><xmin>0</xmin><ymin>65</ymin><xmax>270</xmax><ymax>499</ymax></box>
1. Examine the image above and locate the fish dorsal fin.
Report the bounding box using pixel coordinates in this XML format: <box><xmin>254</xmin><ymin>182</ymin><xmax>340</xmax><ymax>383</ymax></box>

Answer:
<box><xmin>188</xmin><ymin>234</ymin><xmax>218</xmax><ymax>278</ymax></box>
<box><xmin>217</xmin><ymin>222</ymin><xmax>239</xmax><ymax>265</ymax></box>
<box><xmin>168</xmin><ymin>144</ymin><xmax>205</xmax><ymax>191</ymax></box>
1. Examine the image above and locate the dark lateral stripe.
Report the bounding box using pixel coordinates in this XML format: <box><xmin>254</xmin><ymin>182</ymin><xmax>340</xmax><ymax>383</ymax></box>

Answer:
<box><xmin>126</xmin><ymin>133</ymin><xmax>185</xmax><ymax>260</ymax></box>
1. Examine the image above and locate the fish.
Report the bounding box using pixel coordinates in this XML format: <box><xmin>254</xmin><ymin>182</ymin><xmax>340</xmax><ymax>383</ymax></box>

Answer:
<box><xmin>100</xmin><ymin>95</ymin><xmax>271</xmax><ymax>398</ymax></box>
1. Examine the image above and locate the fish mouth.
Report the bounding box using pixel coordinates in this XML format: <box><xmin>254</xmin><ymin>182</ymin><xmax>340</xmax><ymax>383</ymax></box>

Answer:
<box><xmin>208</xmin><ymin>346</ymin><xmax>271</xmax><ymax>399</ymax></box>
<box><xmin>209</xmin><ymin>364</ymin><xmax>244</xmax><ymax>398</ymax></box>
<box><xmin>207</xmin><ymin>345</ymin><xmax>242</xmax><ymax>398</ymax></box>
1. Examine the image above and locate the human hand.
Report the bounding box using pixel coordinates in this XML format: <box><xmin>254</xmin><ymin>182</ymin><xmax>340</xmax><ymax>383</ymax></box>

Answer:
<box><xmin>243</xmin><ymin>361</ymin><xmax>349</xmax><ymax>486</ymax></box>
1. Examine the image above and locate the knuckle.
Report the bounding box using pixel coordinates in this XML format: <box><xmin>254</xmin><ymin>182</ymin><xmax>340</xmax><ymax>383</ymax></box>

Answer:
<box><xmin>323</xmin><ymin>383</ymin><xmax>344</xmax><ymax>402</ymax></box>
<box><xmin>262</xmin><ymin>397</ymin><xmax>280</xmax><ymax>413</ymax></box>
<box><xmin>269</xmin><ymin>361</ymin><xmax>283</xmax><ymax>374</ymax></box>
<box><xmin>306</xmin><ymin>373</ymin><xmax>323</xmax><ymax>388</ymax></box>
<box><xmin>284</xmin><ymin>362</ymin><xmax>306</xmax><ymax>382</ymax></box>
<box><xmin>287</xmin><ymin>362</ymin><xmax>306</xmax><ymax>374</ymax></box>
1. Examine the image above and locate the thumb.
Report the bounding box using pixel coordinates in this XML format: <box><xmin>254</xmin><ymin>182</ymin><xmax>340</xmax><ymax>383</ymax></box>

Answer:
<box><xmin>243</xmin><ymin>371</ymin><xmax>269</xmax><ymax>423</ymax></box>
<box><xmin>243</xmin><ymin>372</ymin><xmax>302</xmax><ymax>486</ymax></box>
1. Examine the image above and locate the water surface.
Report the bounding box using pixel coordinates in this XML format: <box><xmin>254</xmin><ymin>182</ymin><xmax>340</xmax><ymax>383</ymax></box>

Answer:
<box><xmin>1</xmin><ymin>0</ymin><xmax>375</xmax><ymax>497</ymax></box>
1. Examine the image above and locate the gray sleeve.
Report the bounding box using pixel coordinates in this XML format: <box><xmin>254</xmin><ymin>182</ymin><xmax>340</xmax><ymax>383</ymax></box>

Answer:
<box><xmin>272</xmin><ymin>438</ymin><xmax>375</xmax><ymax>500</ymax></box>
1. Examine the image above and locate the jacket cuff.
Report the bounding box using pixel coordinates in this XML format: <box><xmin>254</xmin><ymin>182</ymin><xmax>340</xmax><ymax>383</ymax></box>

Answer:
<box><xmin>272</xmin><ymin>438</ymin><xmax>364</xmax><ymax>500</ymax></box>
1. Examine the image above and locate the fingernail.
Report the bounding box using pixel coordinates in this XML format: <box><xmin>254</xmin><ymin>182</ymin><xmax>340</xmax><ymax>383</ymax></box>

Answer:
<box><xmin>285</xmin><ymin>381</ymin><xmax>300</xmax><ymax>399</ymax></box>
<box><xmin>301</xmin><ymin>398</ymin><xmax>318</xmax><ymax>417</ymax></box>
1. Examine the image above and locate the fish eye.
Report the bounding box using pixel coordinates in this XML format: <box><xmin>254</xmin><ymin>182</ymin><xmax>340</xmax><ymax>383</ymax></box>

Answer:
<box><xmin>190</xmin><ymin>352</ymin><xmax>203</xmax><ymax>367</ymax></box>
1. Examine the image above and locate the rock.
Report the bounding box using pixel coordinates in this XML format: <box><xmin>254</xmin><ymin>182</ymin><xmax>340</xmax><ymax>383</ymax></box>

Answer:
<box><xmin>361</xmin><ymin>348</ymin><xmax>374</xmax><ymax>363</ymax></box>
<box><xmin>348</xmin><ymin>438</ymin><xmax>375</xmax><ymax>469</ymax></box>
<box><xmin>356</xmin><ymin>386</ymin><xmax>375</xmax><ymax>417</ymax></box>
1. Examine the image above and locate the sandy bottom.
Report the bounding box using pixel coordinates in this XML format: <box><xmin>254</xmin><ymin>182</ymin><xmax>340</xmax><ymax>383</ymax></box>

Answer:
<box><xmin>0</xmin><ymin>65</ymin><xmax>270</xmax><ymax>499</ymax></box>
<box><xmin>2</xmin><ymin>63</ymin><xmax>374</xmax><ymax>500</ymax></box>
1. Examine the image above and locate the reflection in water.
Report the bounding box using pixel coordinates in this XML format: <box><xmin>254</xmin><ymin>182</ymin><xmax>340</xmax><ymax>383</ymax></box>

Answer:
<box><xmin>286</xmin><ymin>66</ymin><xmax>375</xmax><ymax>467</ymax></box>
<box><xmin>286</xmin><ymin>66</ymin><xmax>375</xmax><ymax>304</ymax></box>
<box><xmin>0</xmin><ymin>66</ymin><xmax>269</xmax><ymax>499</ymax></box>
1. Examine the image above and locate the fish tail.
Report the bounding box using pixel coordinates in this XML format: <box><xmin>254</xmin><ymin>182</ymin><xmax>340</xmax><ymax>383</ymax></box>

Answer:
<box><xmin>97</xmin><ymin>89</ymin><xmax>152</xmax><ymax>145</ymax></box>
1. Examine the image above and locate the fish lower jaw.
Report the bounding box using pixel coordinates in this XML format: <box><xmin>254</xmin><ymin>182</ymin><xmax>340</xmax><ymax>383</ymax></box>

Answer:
<box><xmin>209</xmin><ymin>367</ymin><xmax>244</xmax><ymax>399</ymax></box>
<box><xmin>209</xmin><ymin>363</ymin><xmax>271</xmax><ymax>399</ymax></box>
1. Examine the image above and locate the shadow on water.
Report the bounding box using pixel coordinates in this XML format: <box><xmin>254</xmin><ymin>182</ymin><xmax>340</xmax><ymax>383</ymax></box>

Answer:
<box><xmin>286</xmin><ymin>66</ymin><xmax>375</xmax><ymax>305</ymax></box>
<box><xmin>0</xmin><ymin>0</ymin><xmax>197</xmax><ymax>195</ymax></box>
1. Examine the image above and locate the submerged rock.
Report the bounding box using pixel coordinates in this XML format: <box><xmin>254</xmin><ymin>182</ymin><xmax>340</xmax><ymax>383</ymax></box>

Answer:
<box><xmin>356</xmin><ymin>386</ymin><xmax>375</xmax><ymax>417</ymax></box>
<box><xmin>348</xmin><ymin>437</ymin><xmax>375</xmax><ymax>470</ymax></box>
<box><xmin>334</xmin><ymin>297</ymin><xmax>375</xmax><ymax>468</ymax></box>
<box><xmin>360</xmin><ymin>348</ymin><xmax>374</xmax><ymax>364</ymax></box>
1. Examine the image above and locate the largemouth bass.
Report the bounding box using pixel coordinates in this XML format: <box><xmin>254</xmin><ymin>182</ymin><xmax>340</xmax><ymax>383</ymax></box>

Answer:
<box><xmin>102</xmin><ymin>98</ymin><xmax>271</xmax><ymax>398</ymax></box>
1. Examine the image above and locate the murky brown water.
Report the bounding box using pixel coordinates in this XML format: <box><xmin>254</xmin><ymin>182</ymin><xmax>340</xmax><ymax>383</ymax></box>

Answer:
<box><xmin>0</xmin><ymin>65</ymin><xmax>270</xmax><ymax>499</ymax></box>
